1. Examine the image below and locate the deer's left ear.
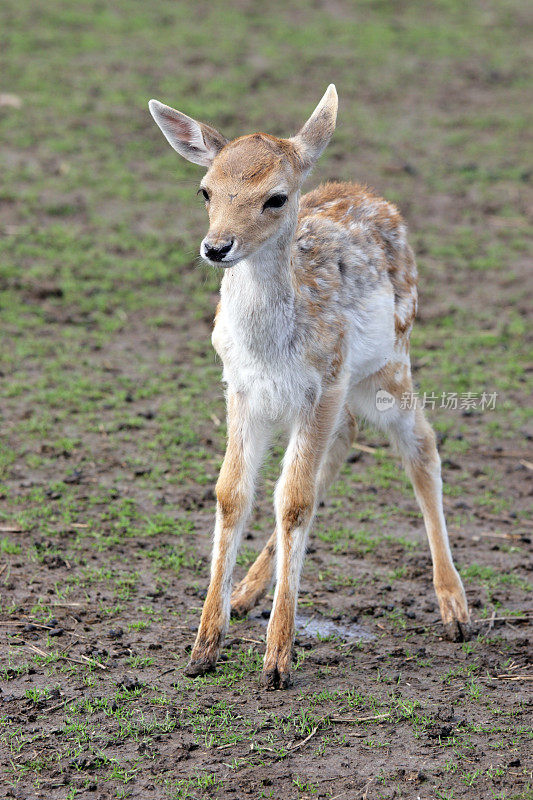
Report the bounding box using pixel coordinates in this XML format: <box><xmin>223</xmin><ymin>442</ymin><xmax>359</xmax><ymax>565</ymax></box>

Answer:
<box><xmin>291</xmin><ymin>84</ymin><xmax>338</xmax><ymax>169</ymax></box>
<box><xmin>148</xmin><ymin>99</ymin><xmax>228</xmax><ymax>167</ymax></box>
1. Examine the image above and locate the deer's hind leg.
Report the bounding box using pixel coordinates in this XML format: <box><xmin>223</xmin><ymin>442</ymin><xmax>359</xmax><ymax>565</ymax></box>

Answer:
<box><xmin>230</xmin><ymin>530</ymin><xmax>277</xmax><ymax>618</ymax></box>
<box><xmin>403</xmin><ymin>406</ymin><xmax>470</xmax><ymax>640</ymax></box>
<box><xmin>353</xmin><ymin>361</ymin><xmax>470</xmax><ymax>641</ymax></box>
<box><xmin>230</xmin><ymin>407</ymin><xmax>356</xmax><ymax>618</ymax></box>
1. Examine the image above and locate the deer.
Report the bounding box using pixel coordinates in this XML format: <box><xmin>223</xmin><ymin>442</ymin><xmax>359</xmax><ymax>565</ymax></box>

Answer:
<box><xmin>148</xmin><ymin>85</ymin><xmax>470</xmax><ymax>690</ymax></box>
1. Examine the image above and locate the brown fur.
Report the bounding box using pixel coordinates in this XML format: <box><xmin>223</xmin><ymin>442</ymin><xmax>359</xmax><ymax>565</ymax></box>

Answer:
<box><xmin>300</xmin><ymin>181</ymin><xmax>418</xmax><ymax>346</ymax></box>
<box><xmin>215</xmin><ymin>395</ymin><xmax>248</xmax><ymax>528</ymax></box>
<box><xmin>376</xmin><ymin>360</ymin><xmax>413</xmax><ymax>400</ymax></box>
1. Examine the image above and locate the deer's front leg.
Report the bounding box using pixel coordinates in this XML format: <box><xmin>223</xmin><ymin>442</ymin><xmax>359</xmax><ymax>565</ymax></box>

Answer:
<box><xmin>186</xmin><ymin>394</ymin><xmax>269</xmax><ymax>677</ymax></box>
<box><xmin>262</xmin><ymin>389</ymin><xmax>342</xmax><ymax>690</ymax></box>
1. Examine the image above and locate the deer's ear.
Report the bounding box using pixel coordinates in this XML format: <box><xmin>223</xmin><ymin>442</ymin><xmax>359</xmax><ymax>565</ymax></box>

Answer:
<box><xmin>148</xmin><ymin>100</ymin><xmax>228</xmax><ymax>167</ymax></box>
<box><xmin>291</xmin><ymin>84</ymin><xmax>338</xmax><ymax>169</ymax></box>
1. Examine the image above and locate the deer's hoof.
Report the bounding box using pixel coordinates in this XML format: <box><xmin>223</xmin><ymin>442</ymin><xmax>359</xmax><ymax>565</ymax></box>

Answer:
<box><xmin>230</xmin><ymin>584</ymin><xmax>262</xmax><ymax>618</ymax></box>
<box><xmin>443</xmin><ymin>619</ymin><xmax>471</xmax><ymax>642</ymax></box>
<box><xmin>261</xmin><ymin>667</ymin><xmax>292</xmax><ymax>691</ymax></box>
<box><xmin>184</xmin><ymin>658</ymin><xmax>216</xmax><ymax>678</ymax></box>
<box><xmin>230</xmin><ymin>600</ymin><xmax>249</xmax><ymax>619</ymax></box>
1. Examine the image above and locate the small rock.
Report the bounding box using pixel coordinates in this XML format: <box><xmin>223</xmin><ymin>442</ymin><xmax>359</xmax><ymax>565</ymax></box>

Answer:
<box><xmin>117</xmin><ymin>675</ymin><xmax>142</xmax><ymax>692</ymax></box>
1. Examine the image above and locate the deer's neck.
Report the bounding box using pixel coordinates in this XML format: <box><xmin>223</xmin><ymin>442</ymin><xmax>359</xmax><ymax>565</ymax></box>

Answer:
<box><xmin>220</xmin><ymin>230</ymin><xmax>296</xmax><ymax>355</ymax></box>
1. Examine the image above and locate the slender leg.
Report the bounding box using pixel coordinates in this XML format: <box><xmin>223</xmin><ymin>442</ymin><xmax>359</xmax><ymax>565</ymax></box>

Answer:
<box><xmin>185</xmin><ymin>392</ymin><xmax>271</xmax><ymax>676</ymax></box>
<box><xmin>230</xmin><ymin>529</ymin><xmax>276</xmax><ymax>618</ymax></box>
<box><xmin>230</xmin><ymin>407</ymin><xmax>356</xmax><ymax>617</ymax></box>
<box><xmin>262</xmin><ymin>388</ymin><xmax>344</xmax><ymax>689</ymax></box>
<box><xmin>354</xmin><ymin>362</ymin><xmax>470</xmax><ymax>641</ymax></box>
<box><xmin>316</xmin><ymin>406</ymin><xmax>357</xmax><ymax>503</ymax></box>
<box><xmin>397</xmin><ymin>407</ymin><xmax>470</xmax><ymax>640</ymax></box>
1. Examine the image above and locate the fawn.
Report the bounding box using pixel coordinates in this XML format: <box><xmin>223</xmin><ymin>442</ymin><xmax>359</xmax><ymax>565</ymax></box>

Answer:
<box><xmin>149</xmin><ymin>85</ymin><xmax>470</xmax><ymax>689</ymax></box>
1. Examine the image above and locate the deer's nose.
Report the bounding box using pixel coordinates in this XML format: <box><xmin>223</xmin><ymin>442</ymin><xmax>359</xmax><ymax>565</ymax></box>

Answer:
<box><xmin>203</xmin><ymin>238</ymin><xmax>234</xmax><ymax>262</ymax></box>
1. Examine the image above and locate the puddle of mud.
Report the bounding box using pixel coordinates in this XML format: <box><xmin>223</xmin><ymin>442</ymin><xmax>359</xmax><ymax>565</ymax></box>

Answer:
<box><xmin>252</xmin><ymin>612</ymin><xmax>375</xmax><ymax>642</ymax></box>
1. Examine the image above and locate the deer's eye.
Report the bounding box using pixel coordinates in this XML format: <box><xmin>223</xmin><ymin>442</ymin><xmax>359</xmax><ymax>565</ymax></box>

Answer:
<box><xmin>263</xmin><ymin>193</ymin><xmax>287</xmax><ymax>211</ymax></box>
<box><xmin>197</xmin><ymin>187</ymin><xmax>210</xmax><ymax>202</ymax></box>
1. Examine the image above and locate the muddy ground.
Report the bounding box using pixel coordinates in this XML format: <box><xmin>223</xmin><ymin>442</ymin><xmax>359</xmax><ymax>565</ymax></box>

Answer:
<box><xmin>1</xmin><ymin>1</ymin><xmax>532</xmax><ymax>799</ymax></box>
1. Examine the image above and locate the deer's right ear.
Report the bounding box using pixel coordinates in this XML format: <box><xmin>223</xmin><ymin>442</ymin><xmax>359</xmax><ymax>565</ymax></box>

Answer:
<box><xmin>148</xmin><ymin>100</ymin><xmax>228</xmax><ymax>167</ymax></box>
<box><xmin>291</xmin><ymin>84</ymin><xmax>338</xmax><ymax>170</ymax></box>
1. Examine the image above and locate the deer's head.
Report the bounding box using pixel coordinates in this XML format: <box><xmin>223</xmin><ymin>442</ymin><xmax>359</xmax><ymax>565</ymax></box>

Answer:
<box><xmin>148</xmin><ymin>86</ymin><xmax>338</xmax><ymax>267</ymax></box>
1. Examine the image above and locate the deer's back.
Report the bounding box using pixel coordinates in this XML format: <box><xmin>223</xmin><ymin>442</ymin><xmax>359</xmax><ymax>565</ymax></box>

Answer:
<box><xmin>295</xmin><ymin>182</ymin><xmax>418</xmax><ymax>349</ymax></box>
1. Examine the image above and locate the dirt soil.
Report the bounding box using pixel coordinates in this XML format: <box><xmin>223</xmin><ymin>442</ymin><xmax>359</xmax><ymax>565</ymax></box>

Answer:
<box><xmin>1</xmin><ymin>1</ymin><xmax>532</xmax><ymax>799</ymax></box>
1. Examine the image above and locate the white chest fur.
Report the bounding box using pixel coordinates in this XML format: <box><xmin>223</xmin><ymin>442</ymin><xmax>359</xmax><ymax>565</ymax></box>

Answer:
<box><xmin>212</xmin><ymin>258</ymin><xmax>322</xmax><ymax>422</ymax></box>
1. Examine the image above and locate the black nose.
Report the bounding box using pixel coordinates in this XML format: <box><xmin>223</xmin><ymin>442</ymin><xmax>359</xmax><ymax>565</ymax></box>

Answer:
<box><xmin>204</xmin><ymin>239</ymin><xmax>234</xmax><ymax>262</ymax></box>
